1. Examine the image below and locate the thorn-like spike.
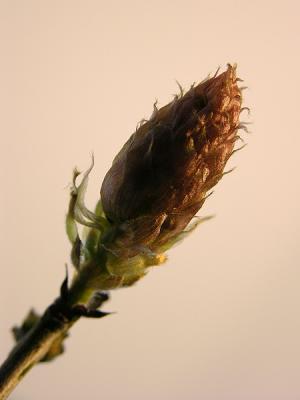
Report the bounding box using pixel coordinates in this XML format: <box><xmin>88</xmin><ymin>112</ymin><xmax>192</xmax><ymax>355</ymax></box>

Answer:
<box><xmin>238</xmin><ymin>124</ymin><xmax>250</xmax><ymax>133</ymax></box>
<box><xmin>204</xmin><ymin>191</ymin><xmax>214</xmax><ymax>201</ymax></box>
<box><xmin>234</xmin><ymin>134</ymin><xmax>246</xmax><ymax>143</ymax></box>
<box><xmin>175</xmin><ymin>80</ymin><xmax>184</xmax><ymax>97</ymax></box>
<box><xmin>241</xmin><ymin>107</ymin><xmax>251</xmax><ymax>115</ymax></box>
<box><xmin>231</xmin><ymin>143</ymin><xmax>247</xmax><ymax>156</ymax></box>
<box><xmin>71</xmin><ymin>305</ymin><xmax>113</xmax><ymax>319</ymax></box>
<box><xmin>84</xmin><ymin>310</ymin><xmax>113</xmax><ymax>319</ymax></box>
<box><xmin>213</xmin><ymin>66</ymin><xmax>221</xmax><ymax>79</ymax></box>
<box><xmin>193</xmin><ymin>214</ymin><xmax>215</xmax><ymax>223</ymax></box>
<box><xmin>223</xmin><ymin>167</ymin><xmax>236</xmax><ymax>176</ymax></box>
<box><xmin>60</xmin><ymin>265</ymin><xmax>69</xmax><ymax>299</ymax></box>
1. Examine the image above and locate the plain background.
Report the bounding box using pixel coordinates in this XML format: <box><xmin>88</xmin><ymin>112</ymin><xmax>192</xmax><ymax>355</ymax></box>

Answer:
<box><xmin>0</xmin><ymin>1</ymin><xmax>299</xmax><ymax>399</ymax></box>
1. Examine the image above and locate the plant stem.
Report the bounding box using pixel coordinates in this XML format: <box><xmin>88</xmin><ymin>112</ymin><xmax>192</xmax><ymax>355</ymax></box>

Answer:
<box><xmin>0</xmin><ymin>297</ymin><xmax>79</xmax><ymax>400</ymax></box>
<box><xmin>0</xmin><ymin>259</ymin><xmax>105</xmax><ymax>400</ymax></box>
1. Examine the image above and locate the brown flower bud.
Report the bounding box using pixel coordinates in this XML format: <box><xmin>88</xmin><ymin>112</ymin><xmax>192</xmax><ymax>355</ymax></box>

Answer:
<box><xmin>101</xmin><ymin>64</ymin><xmax>243</xmax><ymax>257</ymax></box>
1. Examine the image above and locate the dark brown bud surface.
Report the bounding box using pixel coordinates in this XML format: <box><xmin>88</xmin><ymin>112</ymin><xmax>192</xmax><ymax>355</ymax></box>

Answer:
<box><xmin>101</xmin><ymin>64</ymin><xmax>243</xmax><ymax>256</ymax></box>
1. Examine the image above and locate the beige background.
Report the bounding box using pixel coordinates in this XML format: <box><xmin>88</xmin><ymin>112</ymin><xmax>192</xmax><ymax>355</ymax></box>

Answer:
<box><xmin>0</xmin><ymin>1</ymin><xmax>299</xmax><ymax>399</ymax></box>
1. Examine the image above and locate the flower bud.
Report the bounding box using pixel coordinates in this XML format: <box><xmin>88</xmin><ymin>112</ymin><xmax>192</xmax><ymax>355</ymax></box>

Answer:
<box><xmin>101</xmin><ymin>64</ymin><xmax>243</xmax><ymax>257</ymax></box>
